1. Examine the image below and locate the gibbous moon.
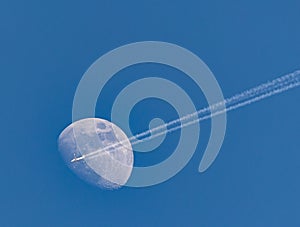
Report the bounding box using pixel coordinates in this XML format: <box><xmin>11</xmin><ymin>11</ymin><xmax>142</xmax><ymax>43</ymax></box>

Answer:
<box><xmin>58</xmin><ymin>118</ymin><xmax>133</xmax><ymax>189</ymax></box>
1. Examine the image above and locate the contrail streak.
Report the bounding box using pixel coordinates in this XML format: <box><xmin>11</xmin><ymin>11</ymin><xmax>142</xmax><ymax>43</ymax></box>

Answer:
<box><xmin>129</xmin><ymin>69</ymin><xmax>300</xmax><ymax>144</ymax></box>
<box><xmin>71</xmin><ymin>70</ymin><xmax>300</xmax><ymax>162</ymax></box>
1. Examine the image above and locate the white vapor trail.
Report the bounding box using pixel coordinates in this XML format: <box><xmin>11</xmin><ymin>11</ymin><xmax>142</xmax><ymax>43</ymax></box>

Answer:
<box><xmin>129</xmin><ymin>69</ymin><xmax>300</xmax><ymax>145</ymax></box>
<box><xmin>74</xmin><ymin>70</ymin><xmax>300</xmax><ymax>161</ymax></box>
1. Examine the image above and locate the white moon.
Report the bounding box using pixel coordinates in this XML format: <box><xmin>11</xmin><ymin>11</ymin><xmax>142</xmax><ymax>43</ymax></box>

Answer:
<box><xmin>58</xmin><ymin>118</ymin><xmax>133</xmax><ymax>189</ymax></box>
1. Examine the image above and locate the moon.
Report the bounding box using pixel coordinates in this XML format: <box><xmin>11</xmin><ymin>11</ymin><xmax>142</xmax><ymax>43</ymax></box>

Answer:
<box><xmin>58</xmin><ymin>118</ymin><xmax>134</xmax><ymax>189</ymax></box>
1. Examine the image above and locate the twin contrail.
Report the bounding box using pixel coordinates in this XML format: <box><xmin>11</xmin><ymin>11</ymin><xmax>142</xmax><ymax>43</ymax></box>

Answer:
<box><xmin>130</xmin><ymin>69</ymin><xmax>300</xmax><ymax>144</ymax></box>
<box><xmin>71</xmin><ymin>70</ymin><xmax>300</xmax><ymax>162</ymax></box>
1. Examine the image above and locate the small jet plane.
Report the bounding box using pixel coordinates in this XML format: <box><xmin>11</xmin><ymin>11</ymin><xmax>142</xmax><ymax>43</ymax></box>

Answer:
<box><xmin>71</xmin><ymin>154</ymin><xmax>85</xmax><ymax>163</ymax></box>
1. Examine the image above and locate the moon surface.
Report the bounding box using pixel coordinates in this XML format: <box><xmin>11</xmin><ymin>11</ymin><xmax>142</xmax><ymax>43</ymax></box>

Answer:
<box><xmin>58</xmin><ymin>118</ymin><xmax>134</xmax><ymax>189</ymax></box>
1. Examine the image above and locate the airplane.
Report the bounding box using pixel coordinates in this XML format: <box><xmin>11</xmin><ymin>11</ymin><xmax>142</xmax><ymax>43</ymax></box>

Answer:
<box><xmin>71</xmin><ymin>153</ymin><xmax>85</xmax><ymax>163</ymax></box>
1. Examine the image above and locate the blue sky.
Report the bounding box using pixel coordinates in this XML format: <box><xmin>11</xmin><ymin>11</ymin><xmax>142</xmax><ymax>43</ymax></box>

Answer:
<box><xmin>2</xmin><ymin>0</ymin><xmax>300</xmax><ymax>226</ymax></box>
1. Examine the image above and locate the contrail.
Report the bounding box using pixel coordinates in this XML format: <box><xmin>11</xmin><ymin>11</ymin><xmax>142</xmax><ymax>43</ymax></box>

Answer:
<box><xmin>71</xmin><ymin>70</ymin><xmax>300</xmax><ymax>162</ymax></box>
<box><xmin>130</xmin><ymin>69</ymin><xmax>300</xmax><ymax>144</ymax></box>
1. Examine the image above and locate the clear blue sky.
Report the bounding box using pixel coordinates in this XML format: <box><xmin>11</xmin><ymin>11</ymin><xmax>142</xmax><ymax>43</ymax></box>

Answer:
<box><xmin>2</xmin><ymin>0</ymin><xmax>300</xmax><ymax>226</ymax></box>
